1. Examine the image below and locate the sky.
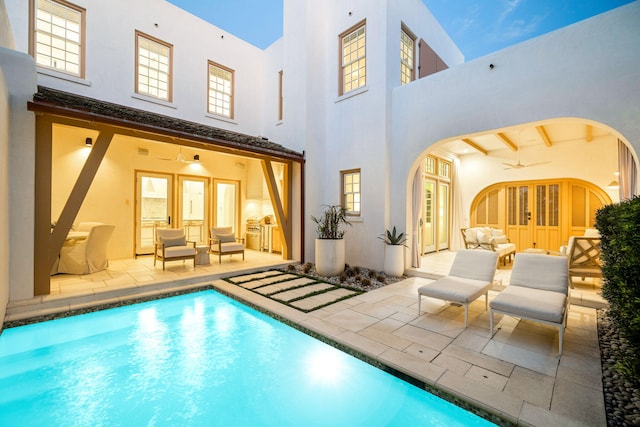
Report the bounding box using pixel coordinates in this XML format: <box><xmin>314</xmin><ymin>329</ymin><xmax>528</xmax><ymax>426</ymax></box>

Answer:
<box><xmin>166</xmin><ymin>0</ymin><xmax>634</xmax><ymax>60</ymax></box>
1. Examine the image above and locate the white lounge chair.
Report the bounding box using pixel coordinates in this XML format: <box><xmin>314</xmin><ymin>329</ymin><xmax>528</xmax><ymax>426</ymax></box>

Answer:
<box><xmin>417</xmin><ymin>249</ymin><xmax>499</xmax><ymax>327</ymax></box>
<box><xmin>489</xmin><ymin>252</ymin><xmax>570</xmax><ymax>354</ymax></box>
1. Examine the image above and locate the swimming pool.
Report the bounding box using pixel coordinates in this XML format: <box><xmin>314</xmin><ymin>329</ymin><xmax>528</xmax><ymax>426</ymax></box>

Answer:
<box><xmin>0</xmin><ymin>290</ymin><xmax>495</xmax><ymax>426</ymax></box>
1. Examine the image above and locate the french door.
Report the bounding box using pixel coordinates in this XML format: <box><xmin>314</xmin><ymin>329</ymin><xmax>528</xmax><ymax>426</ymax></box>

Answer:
<box><xmin>505</xmin><ymin>183</ymin><xmax>560</xmax><ymax>250</ymax></box>
<box><xmin>422</xmin><ymin>179</ymin><xmax>450</xmax><ymax>253</ymax></box>
<box><xmin>213</xmin><ymin>179</ymin><xmax>240</xmax><ymax>233</ymax></box>
<box><xmin>178</xmin><ymin>176</ymin><xmax>209</xmax><ymax>244</ymax></box>
<box><xmin>135</xmin><ymin>172</ymin><xmax>173</xmax><ymax>255</ymax></box>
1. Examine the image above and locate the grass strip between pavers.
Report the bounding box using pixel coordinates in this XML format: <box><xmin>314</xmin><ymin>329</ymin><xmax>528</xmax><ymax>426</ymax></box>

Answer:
<box><xmin>222</xmin><ymin>269</ymin><xmax>364</xmax><ymax>313</ymax></box>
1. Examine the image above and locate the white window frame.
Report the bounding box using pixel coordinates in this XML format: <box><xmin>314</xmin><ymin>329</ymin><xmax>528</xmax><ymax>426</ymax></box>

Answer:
<box><xmin>339</xmin><ymin>21</ymin><xmax>366</xmax><ymax>95</ymax></box>
<box><xmin>135</xmin><ymin>31</ymin><xmax>173</xmax><ymax>102</ymax></box>
<box><xmin>342</xmin><ymin>169</ymin><xmax>361</xmax><ymax>216</ymax></box>
<box><xmin>400</xmin><ymin>26</ymin><xmax>415</xmax><ymax>85</ymax></box>
<box><xmin>31</xmin><ymin>0</ymin><xmax>85</xmax><ymax>77</ymax></box>
<box><xmin>207</xmin><ymin>61</ymin><xmax>234</xmax><ymax>119</ymax></box>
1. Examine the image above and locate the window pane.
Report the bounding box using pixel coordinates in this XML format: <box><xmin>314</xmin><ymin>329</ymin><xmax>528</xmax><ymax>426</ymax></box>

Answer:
<box><xmin>208</xmin><ymin>63</ymin><xmax>234</xmax><ymax>118</ymax></box>
<box><xmin>341</xmin><ymin>24</ymin><xmax>366</xmax><ymax>94</ymax></box>
<box><xmin>34</xmin><ymin>0</ymin><xmax>83</xmax><ymax>77</ymax></box>
<box><xmin>342</xmin><ymin>171</ymin><xmax>361</xmax><ymax>215</ymax></box>
<box><xmin>137</xmin><ymin>34</ymin><xmax>171</xmax><ymax>101</ymax></box>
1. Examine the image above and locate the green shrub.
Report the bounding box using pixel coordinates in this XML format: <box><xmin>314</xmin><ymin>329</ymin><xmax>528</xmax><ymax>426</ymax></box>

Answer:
<box><xmin>596</xmin><ymin>195</ymin><xmax>640</xmax><ymax>381</ymax></box>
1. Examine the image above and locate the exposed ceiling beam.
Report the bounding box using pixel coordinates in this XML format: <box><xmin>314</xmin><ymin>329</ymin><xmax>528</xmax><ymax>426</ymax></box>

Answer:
<box><xmin>496</xmin><ymin>132</ymin><xmax>518</xmax><ymax>151</ymax></box>
<box><xmin>536</xmin><ymin>125</ymin><xmax>552</xmax><ymax>147</ymax></box>
<box><xmin>462</xmin><ymin>138</ymin><xmax>488</xmax><ymax>155</ymax></box>
<box><xmin>586</xmin><ymin>124</ymin><xmax>593</xmax><ymax>142</ymax></box>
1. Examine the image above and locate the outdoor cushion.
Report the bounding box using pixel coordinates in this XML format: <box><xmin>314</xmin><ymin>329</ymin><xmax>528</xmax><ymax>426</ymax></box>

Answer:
<box><xmin>220</xmin><ymin>242</ymin><xmax>244</xmax><ymax>252</ymax></box>
<box><xmin>418</xmin><ymin>276</ymin><xmax>493</xmax><ymax>304</ymax></box>
<box><xmin>509</xmin><ymin>253</ymin><xmax>568</xmax><ymax>294</ymax></box>
<box><xmin>162</xmin><ymin>246</ymin><xmax>196</xmax><ymax>257</ymax></box>
<box><xmin>216</xmin><ymin>233</ymin><xmax>236</xmax><ymax>243</ymax></box>
<box><xmin>490</xmin><ymin>286</ymin><xmax>566</xmax><ymax>324</ymax></box>
<box><xmin>161</xmin><ymin>236</ymin><xmax>187</xmax><ymax>247</ymax></box>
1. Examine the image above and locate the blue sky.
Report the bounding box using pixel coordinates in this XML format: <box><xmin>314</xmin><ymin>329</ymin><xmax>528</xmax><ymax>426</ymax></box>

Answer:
<box><xmin>167</xmin><ymin>0</ymin><xmax>634</xmax><ymax>60</ymax></box>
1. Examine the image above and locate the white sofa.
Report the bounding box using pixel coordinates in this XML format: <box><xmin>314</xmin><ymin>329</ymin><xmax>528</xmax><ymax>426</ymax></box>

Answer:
<box><xmin>461</xmin><ymin>227</ymin><xmax>516</xmax><ymax>266</ymax></box>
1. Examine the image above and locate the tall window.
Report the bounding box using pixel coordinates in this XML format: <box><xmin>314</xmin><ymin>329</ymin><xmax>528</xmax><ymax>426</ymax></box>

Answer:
<box><xmin>208</xmin><ymin>61</ymin><xmax>234</xmax><ymax>118</ymax></box>
<box><xmin>340</xmin><ymin>21</ymin><xmax>366</xmax><ymax>95</ymax></box>
<box><xmin>136</xmin><ymin>31</ymin><xmax>172</xmax><ymax>101</ymax></box>
<box><xmin>31</xmin><ymin>0</ymin><xmax>85</xmax><ymax>77</ymax></box>
<box><xmin>342</xmin><ymin>169</ymin><xmax>361</xmax><ymax>216</ymax></box>
<box><xmin>400</xmin><ymin>27</ymin><xmax>415</xmax><ymax>85</ymax></box>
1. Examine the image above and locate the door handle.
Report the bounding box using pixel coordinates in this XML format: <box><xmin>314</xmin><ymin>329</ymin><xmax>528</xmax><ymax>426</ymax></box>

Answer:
<box><xmin>168</xmin><ymin>216</ymin><xmax>171</xmax><ymax>225</ymax></box>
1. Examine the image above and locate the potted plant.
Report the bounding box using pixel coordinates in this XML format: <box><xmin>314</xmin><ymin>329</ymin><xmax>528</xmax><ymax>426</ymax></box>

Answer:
<box><xmin>379</xmin><ymin>226</ymin><xmax>407</xmax><ymax>277</ymax></box>
<box><xmin>311</xmin><ymin>205</ymin><xmax>351</xmax><ymax>276</ymax></box>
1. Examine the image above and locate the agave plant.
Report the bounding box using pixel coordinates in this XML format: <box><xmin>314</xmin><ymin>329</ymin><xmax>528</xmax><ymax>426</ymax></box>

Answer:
<box><xmin>379</xmin><ymin>226</ymin><xmax>407</xmax><ymax>246</ymax></box>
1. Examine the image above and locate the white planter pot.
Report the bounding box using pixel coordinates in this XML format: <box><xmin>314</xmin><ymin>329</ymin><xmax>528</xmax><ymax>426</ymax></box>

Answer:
<box><xmin>315</xmin><ymin>238</ymin><xmax>345</xmax><ymax>277</ymax></box>
<box><xmin>384</xmin><ymin>245</ymin><xmax>405</xmax><ymax>277</ymax></box>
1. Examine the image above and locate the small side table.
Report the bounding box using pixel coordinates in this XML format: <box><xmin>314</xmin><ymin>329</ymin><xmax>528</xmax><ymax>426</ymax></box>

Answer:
<box><xmin>196</xmin><ymin>245</ymin><xmax>210</xmax><ymax>265</ymax></box>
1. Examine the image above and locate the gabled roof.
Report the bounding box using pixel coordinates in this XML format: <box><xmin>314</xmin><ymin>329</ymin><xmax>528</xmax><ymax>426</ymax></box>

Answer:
<box><xmin>29</xmin><ymin>86</ymin><xmax>304</xmax><ymax>161</ymax></box>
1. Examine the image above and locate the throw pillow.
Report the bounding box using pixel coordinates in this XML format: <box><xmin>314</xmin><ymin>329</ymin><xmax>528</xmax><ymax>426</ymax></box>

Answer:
<box><xmin>216</xmin><ymin>233</ymin><xmax>236</xmax><ymax>243</ymax></box>
<box><xmin>476</xmin><ymin>230</ymin><xmax>493</xmax><ymax>244</ymax></box>
<box><xmin>464</xmin><ymin>228</ymin><xmax>478</xmax><ymax>243</ymax></box>
<box><xmin>161</xmin><ymin>236</ymin><xmax>186</xmax><ymax>247</ymax></box>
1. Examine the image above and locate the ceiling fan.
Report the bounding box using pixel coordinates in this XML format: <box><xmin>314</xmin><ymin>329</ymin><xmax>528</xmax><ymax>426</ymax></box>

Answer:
<box><xmin>158</xmin><ymin>147</ymin><xmax>199</xmax><ymax>163</ymax></box>
<box><xmin>502</xmin><ymin>135</ymin><xmax>551</xmax><ymax>170</ymax></box>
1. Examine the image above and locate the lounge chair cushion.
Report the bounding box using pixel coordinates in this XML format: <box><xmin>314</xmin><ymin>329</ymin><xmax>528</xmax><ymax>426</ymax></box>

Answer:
<box><xmin>161</xmin><ymin>236</ymin><xmax>187</xmax><ymax>247</ymax></box>
<box><xmin>220</xmin><ymin>242</ymin><xmax>244</xmax><ymax>252</ymax></box>
<box><xmin>418</xmin><ymin>276</ymin><xmax>493</xmax><ymax>304</ymax></box>
<box><xmin>217</xmin><ymin>233</ymin><xmax>236</xmax><ymax>243</ymax></box>
<box><xmin>509</xmin><ymin>253</ymin><xmax>568</xmax><ymax>294</ymax></box>
<box><xmin>162</xmin><ymin>246</ymin><xmax>196</xmax><ymax>257</ymax></box>
<box><xmin>490</xmin><ymin>285</ymin><xmax>567</xmax><ymax>324</ymax></box>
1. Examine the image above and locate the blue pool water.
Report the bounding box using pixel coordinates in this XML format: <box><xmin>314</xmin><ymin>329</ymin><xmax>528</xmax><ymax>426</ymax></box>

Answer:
<box><xmin>0</xmin><ymin>291</ymin><xmax>495</xmax><ymax>426</ymax></box>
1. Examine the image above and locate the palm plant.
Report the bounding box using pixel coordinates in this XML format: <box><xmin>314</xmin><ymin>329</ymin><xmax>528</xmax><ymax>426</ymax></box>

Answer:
<box><xmin>311</xmin><ymin>205</ymin><xmax>351</xmax><ymax>239</ymax></box>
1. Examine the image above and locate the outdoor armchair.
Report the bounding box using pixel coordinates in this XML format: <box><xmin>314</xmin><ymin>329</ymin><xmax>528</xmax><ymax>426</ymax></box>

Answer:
<box><xmin>154</xmin><ymin>228</ymin><xmax>196</xmax><ymax>270</ymax></box>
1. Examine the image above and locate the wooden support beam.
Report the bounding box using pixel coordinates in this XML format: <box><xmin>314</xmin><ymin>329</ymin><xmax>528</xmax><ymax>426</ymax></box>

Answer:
<box><xmin>261</xmin><ymin>159</ymin><xmax>291</xmax><ymax>259</ymax></box>
<box><xmin>536</xmin><ymin>125</ymin><xmax>552</xmax><ymax>147</ymax></box>
<box><xmin>586</xmin><ymin>124</ymin><xmax>593</xmax><ymax>142</ymax></box>
<box><xmin>34</xmin><ymin>115</ymin><xmax>53</xmax><ymax>296</ymax></box>
<box><xmin>462</xmin><ymin>138</ymin><xmax>488</xmax><ymax>155</ymax></box>
<box><xmin>496</xmin><ymin>132</ymin><xmax>518</xmax><ymax>151</ymax></box>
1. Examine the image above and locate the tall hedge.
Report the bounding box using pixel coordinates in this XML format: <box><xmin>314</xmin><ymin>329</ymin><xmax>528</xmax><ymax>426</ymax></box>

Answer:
<box><xmin>596</xmin><ymin>195</ymin><xmax>640</xmax><ymax>379</ymax></box>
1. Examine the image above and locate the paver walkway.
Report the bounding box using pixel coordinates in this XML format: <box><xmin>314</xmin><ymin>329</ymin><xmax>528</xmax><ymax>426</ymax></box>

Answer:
<box><xmin>225</xmin><ymin>270</ymin><xmax>362</xmax><ymax>312</ymax></box>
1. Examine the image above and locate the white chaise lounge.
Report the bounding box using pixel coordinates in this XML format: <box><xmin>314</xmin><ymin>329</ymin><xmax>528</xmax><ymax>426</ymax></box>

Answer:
<box><xmin>489</xmin><ymin>252</ymin><xmax>570</xmax><ymax>354</ymax></box>
<box><xmin>417</xmin><ymin>249</ymin><xmax>499</xmax><ymax>327</ymax></box>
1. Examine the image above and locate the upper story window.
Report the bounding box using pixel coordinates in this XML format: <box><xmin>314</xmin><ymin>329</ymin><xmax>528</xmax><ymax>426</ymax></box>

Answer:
<box><xmin>342</xmin><ymin>169</ymin><xmax>361</xmax><ymax>216</ymax></box>
<box><xmin>400</xmin><ymin>26</ymin><xmax>415</xmax><ymax>85</ymax></box>
<box><xmin>136</xmin><ymin>31</ymin><xmax>172</xmax><ymax>101</ymax></box>
<box><xmin>31</xmin><ymin>0</ymin><xmax>85</xmax><ymax>77</ymax></box>
<box><xmin>340</xmin><ymin>21</ymin><xmax>366</xmax><ymax>95</ymax></box>
<box><xmin>208</xmin><ymin>61</ymin><xmax>234</xmax><ymax>118</ymax></box>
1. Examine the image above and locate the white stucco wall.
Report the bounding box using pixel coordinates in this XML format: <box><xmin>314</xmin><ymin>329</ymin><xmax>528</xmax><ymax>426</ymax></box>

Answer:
<box><xmin>281</xmin><ymin>0</ymin><xmax>462</xmax><ymax>270</ymax></box>
<box><xmin>0</xmin><ymin>47</ymin><xmax>37</xmax><ymax>302</ymax></box>
<box><xmin>391</xmin><ymin>2</ymin><xmax>640</xmax><ymax>261</ymax></box>
<box><xmin>0</xmin><ymin>67</ymin><xmax>9</xmax><ymax>326</ymax></box>
<box><xmin>5</xmin><ymin>0</ymin><xmax>267</xmax><ymax>137</ymax></box>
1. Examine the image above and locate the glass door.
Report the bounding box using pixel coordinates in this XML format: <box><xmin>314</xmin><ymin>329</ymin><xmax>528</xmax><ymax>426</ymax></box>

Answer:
<box><xmin>135</xmin><ymin>172</ymin><xmax>173</xmax><ymax>255</ymax></box>
<box><xmin>422</xmin><ymin>180</ymin><xmax>436</xmax><ymax>253</ymax></box>
<box><xmin>214</xmin><ymin>179</ymin><xmax>240</xmax><ymax>232</ymax></box>
<box><xmin>178</xmin><ymin>176</ymin><xmax>209</xmax><ymax>244</ymax></box>
<box><xmin>438</xmin><ymin>182</ymin><xmax>449</xmax><ymax>250</ymax></box>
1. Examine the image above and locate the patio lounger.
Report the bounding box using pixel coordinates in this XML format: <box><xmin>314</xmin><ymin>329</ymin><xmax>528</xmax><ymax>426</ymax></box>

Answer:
<box><xmin>489</xmin><ymin>252</ymin><xmax>570</xmax><ymax>354</ymax></box>
<box><xmin>418</xmin><ymin>249</ymin><xmax>499</xmax><ymax>327</ymax></box>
